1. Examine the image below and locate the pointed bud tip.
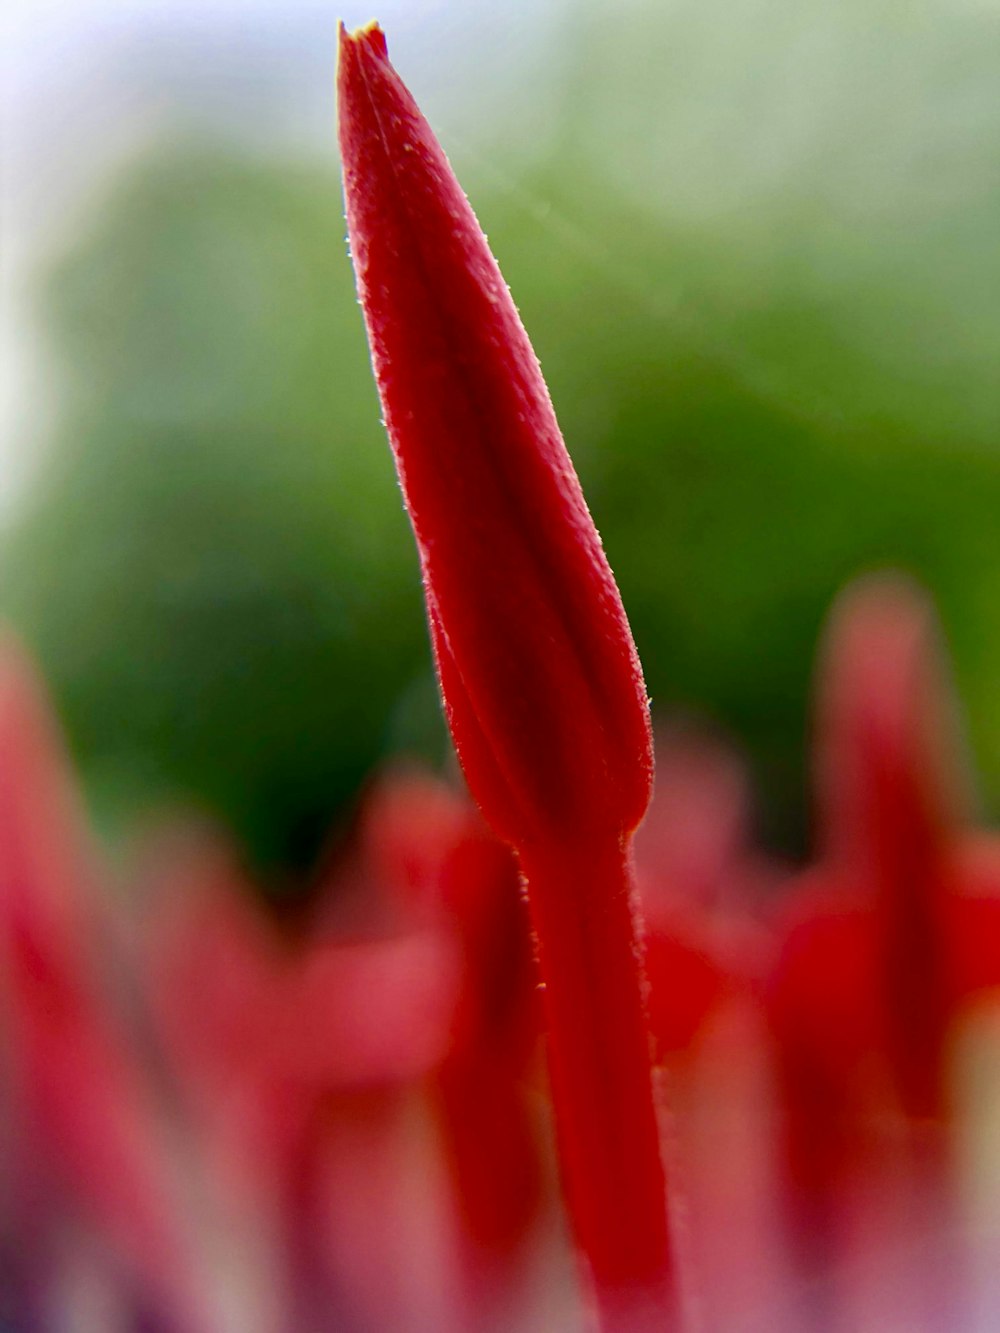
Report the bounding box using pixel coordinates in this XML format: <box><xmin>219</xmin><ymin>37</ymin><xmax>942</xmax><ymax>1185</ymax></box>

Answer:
<box><xmin>337</xmin><ymin>18</ymin><xmax>388</xmax><ymax>60</ymax></box>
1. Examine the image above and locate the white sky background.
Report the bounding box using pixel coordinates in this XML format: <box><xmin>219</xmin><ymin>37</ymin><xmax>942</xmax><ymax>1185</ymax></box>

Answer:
<box><xmin>1</xmin><ymin>0</ymin><xmax>569</xmax><ymax>520</ymax></box>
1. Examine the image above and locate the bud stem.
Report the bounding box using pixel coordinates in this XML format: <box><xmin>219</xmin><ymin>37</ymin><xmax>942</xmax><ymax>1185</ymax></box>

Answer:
<box><xmin>519</xmin><ymin>834</ymin><xmax>679</xmax><ymax>1331</ymax></box>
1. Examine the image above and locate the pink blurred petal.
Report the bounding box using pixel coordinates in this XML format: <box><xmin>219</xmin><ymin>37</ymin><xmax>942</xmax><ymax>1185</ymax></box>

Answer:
<box><xmin>0</xmin><ymin>637</ymin><xmax>213</xmax><ymax>1329</ymax></box>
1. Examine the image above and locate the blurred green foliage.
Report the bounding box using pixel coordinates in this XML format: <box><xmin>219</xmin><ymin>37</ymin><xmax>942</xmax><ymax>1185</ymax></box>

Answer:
<box><xmin>3</xmin><ymin>3</ymin><xmax>998</xmax><ymax>876</ymax></box>
<box><xmin>3</xmin><ymin>151</ymin><xmax>432</xmax><ymax>872</ymax></box>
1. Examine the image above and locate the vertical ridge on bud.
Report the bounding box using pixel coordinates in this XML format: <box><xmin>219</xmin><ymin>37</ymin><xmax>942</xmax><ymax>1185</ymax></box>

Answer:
<box><xmin>336</xmin><ymin>23</ymin><xmax>677</xmax><ymax>1328</ymax></box>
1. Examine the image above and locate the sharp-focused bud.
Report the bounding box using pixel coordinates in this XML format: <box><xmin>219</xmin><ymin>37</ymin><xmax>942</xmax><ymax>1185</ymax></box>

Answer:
<box><xmin>336</xmin><ymin>21</ymin><xmax>652</xmax><ymax>850</ymax></box>
<box><xmin>337</xmin><ymin>24</ymin><xmax>676</xmax><ymax>1330</ymax></box>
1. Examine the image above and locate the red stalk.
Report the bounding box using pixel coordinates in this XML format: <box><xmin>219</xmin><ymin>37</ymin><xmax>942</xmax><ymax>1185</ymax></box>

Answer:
<box><xmin>336</xmin><ymin>23</ymin><xmax>676</xmax><ymax>1328</ymax></box>
<box><xmin>519</xmin><ymin>836</ymin><xmax>675</xmax><ymax>1327</ymax></box>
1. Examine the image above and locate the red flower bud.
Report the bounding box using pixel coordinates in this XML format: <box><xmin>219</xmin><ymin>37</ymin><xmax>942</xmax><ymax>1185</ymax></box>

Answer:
<box><xmin>336</xmin><ymin>21</ymin><xmax>652</xmax><ymax>851</ymax></box>
<box><xmin>337</xmin><ymin>24</ymin><xmax>677</xmax><ymax>1329</ymax></box>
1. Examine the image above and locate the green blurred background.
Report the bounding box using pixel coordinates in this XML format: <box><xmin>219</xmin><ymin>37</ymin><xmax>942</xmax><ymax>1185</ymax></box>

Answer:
<box><xmin>3</xmin><ymin>0</ymin><xmax>998</xmax><ymax>883</ymax></box>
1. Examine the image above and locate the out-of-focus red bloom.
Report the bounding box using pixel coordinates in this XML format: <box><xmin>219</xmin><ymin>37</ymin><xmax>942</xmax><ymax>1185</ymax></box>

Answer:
<box><xmin>636</xmin><ymin>726</ymin><xmax>753</xmax><ymax>911</ymax></box>
<box><xmin>0</xmin><ymin>637</ymin><xmax>212</xmax><ymax>1331</ymax></box>
<box><xmin>337</xmin><ymin>23</ymin><xmax>675</xmax><ymax>1330</ymax></box>
<box><xmin>633</xmin><ymin>729</ymin><xmax>790</xmax><ymax>1333</ymax></box>
<box><xmin>139</xmin><ymin>763</ymin><xmax>547</xmax><ymax>1332</ymax></box>
<box><xmin>636</xmin><ymin>727</ymin><xmax>777</xmax><ymax>1062</ymax></box>
<box><xmin>139</xmin><ymin>813</ymin><xmax>469</xmax><ymax>1332</ymax></box>
<box><xmin>768</xmin><ymin>573</ymin><xmax>1000</xmax><ymax>1326</ymax></box>
<box><xmin>356</xmin><ymin>771</ymin><xmax>546</xmax><ymax>1326</ymax></box>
